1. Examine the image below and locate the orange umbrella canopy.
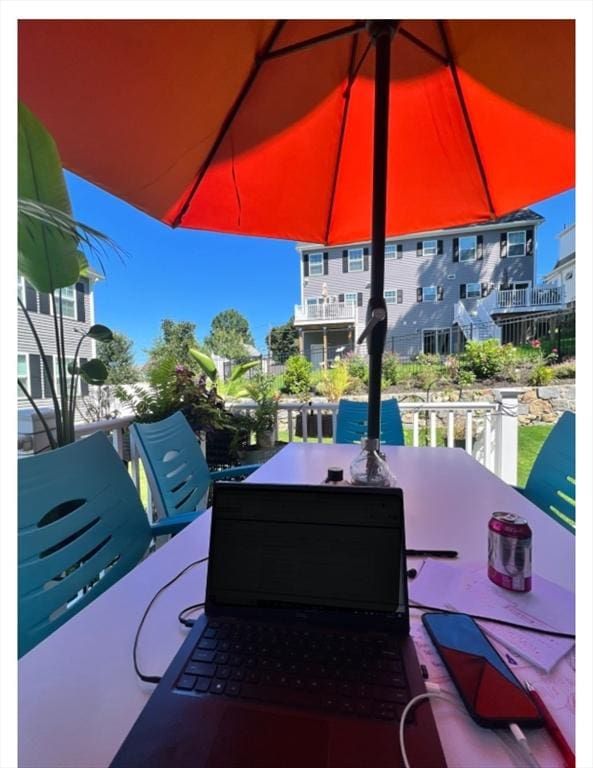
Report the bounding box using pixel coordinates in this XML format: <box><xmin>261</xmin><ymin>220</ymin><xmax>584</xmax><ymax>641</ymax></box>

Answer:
<box><xmin>18</xmin><ymin>20</ymin><xmax>574</xmax><ymax>245</ymax></box>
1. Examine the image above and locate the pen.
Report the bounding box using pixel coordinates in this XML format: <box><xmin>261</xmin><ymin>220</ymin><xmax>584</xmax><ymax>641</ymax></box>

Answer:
<box><xmin>524</xmin><ymin>681</ymin><xmax>575</xmax><ymax>768</ymax></box>
<box><xmin>406</xmin><ymin>549</ymin><xmax>458</xmax><ymax>558</ymax></box>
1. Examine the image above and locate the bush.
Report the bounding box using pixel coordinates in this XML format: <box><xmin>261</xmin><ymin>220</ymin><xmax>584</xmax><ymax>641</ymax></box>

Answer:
<box><xmin>345</xmin><ymin>354</ymin><xmax>368</xmax><ymax>385</ymax></box>
<box><xmin>283</xmin><ymin>355</ymin><xmax>312</xmax><ymax>399</ymax></box>
<box><xmin>381</xmin><ymin>353</ymin><xmax>400</xmax><ymax>386</ymax></box>
<box><xmin>461</xmin><ymin>340</ymin><xmax>517</xmax><ymax>380</ymax></box>
<box><xmin>550</xmin><ymin>362</ymin><xmax>576</xmax><ymax>379</ymax></box>
<box><xmin>528</xmin><ymin>365</ymin><xmax>554</xmax><ymax>386</ymax></box>
<box><xmin>414</xmin><ymin>353</ymin><xmax>441</xmax><ymax>367</ymax></box>
<box><xmin>316</xmin><ymin>360</ymin><xmax>351</xmax><ymax>402</ymax></box>
<box><xmin>457</xmin><ymin>369</ymin><xmax>477</xmax><ymax>387</ymax></box>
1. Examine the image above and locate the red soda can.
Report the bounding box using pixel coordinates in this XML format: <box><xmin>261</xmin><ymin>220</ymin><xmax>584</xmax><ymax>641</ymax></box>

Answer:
<box><xmin>488</xmin><ymin>512</ymin><xmax>532</xmax><ymax>592</ymax></box>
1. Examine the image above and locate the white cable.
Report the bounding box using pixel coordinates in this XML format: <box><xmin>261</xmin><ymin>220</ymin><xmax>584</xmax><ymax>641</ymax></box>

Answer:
<box><xmin>509</xmin><ymin>723</ymin><xmax>543</xmax><ymax>768</ymax></box>
<box><xmin>399</xmin><ymin>690</ymin><xmax>463</xmax><ymax>768</ymax></box>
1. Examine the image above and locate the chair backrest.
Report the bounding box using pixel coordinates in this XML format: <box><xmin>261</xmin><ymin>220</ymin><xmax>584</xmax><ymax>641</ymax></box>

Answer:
<box><xmin>18</xmin><ymin>432</ymin><xmax>151</xmax><ymax>657</ymax></box>
<box><xmin>130</xmin><ymin>411</ymin><xmax>212</xmax><ymax>520</ymax></box>
<box><xmin>524</xmin><ymin>411</ymin><xmax>575</xmax><ymax>532</ymax></box>
<box><xmin>335</xmin><ymin>398</ymin><xmax>405</xmax><ymax>446</ymax></box>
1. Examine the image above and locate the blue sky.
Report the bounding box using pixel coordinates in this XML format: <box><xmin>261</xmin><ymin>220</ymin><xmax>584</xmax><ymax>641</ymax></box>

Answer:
<box><xmin>66</xmin><ymin>171</ymin><xmax>574</xmax><ymax>365</ymax></box>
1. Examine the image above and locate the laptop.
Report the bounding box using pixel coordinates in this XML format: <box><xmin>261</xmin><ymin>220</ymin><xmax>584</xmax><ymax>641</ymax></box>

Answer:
<box><xmin>111</xmin><ymin>483</ymin><xmax>447</xmax><ymax>768</ymax></box>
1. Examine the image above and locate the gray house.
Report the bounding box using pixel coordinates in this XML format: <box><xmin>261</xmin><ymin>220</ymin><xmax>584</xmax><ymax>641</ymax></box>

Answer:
<box><xmin>294</xmin><ymin>209</ymin><xmax>566</xmax><ymax>366</ymax></box>
<box><xmin>18</xmin><ymin>271</ymin><xmax>103</xmax><ymax>409</ymax></box>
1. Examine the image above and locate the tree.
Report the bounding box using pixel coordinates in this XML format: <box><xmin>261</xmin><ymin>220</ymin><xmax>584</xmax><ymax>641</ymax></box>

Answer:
<box><xmin>97</xmin><ymin>331</ymin><xmax>139</xmax><ymax>384</ymax></box>
<box><xmin>267</xmin><ymin>318</ymin><xmax>298</xmax><ymax>362</ymax></box>
<box><xmin>203</xmin><ymin>309</ymin><xmax>254</xmax><ymax>360</ymax></box>
<box><xmin>147</xmin><ymin>319</ymin><xmax>201</xmax><ymax>372</ymax></box>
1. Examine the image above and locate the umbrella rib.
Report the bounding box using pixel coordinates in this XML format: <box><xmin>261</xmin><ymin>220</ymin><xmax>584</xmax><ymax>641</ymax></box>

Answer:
<box><xmin>437</xmin><ymin>21</ymin><xmax>496</xmax><ymax>218</ymax></box>
<box><xmin>323</xmin><ymin>33</ymin><xmax>368</xmax><ymax>245</ymax></box>
<box><xmin>171</xmin><ymin>21</ymin><xmax>286</xmax><ymax>228</ymax></box>
<box><xmin>398</xmin><ymin>28</ymin><xmax>448</xmax><ymax>65</ymax></box>
<box><xmin>262</xmin><ymin>21</ymin><xmax>367</xmax><ymax>60</ymax></box>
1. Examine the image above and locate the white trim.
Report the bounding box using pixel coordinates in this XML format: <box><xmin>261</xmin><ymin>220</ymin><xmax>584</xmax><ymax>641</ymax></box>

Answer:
<box><xmin>344</xmin><ymin>292</ymin><xmax>357</xmax><ymax>305</ymax></box>
<box><xmin>459</xmin><ymin>235</ymin><xmax>477</xmax><ymax>262</ymax></box>
<box><xmin>17</xmin><ymin>276</ymin><xmax>25</xmax><ymax>304</ymax></box>
<box><xmin>50</xmin><ymin>285</ymin><xmax>78</xmax><ymax>321</ymax></box>
<box><xmin>384</xmin><ymin>244</ymin><xmax>397</xmax><ymax>259</ymax></box>
<box><xmin>17</xmin><ymin>353</ymin><xmax>30</xmax><ymax>400</ymax></box>
<box><xmin>347</xmin><ymin>247</ymin><xmax>363</xmax><ymax>272</ymax></box>
<box><xmin>384</xmin><ymin>290</ymin><xmax>397</xmax><ymax>304</ymax></box>
<box><xmin>422</xmin><ymin>239</ymin><xmax>438</xmax><ymax>257</ymax></box>
<box><xmin>466</xmin><ymin>281</ymin><xmax>481</xmax><ymax>299</ymax></box>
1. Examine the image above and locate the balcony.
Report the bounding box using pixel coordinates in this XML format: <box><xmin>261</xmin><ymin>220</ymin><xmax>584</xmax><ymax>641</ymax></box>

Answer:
<box><xmin>294</xmin><ymin>302</ymin><xmax>357</xmax><ymax>325</ymax></box>
<box><xmin>492</xmin><ymin>285</ymin><xmax>565</xmax><ymax>313</ymax></box>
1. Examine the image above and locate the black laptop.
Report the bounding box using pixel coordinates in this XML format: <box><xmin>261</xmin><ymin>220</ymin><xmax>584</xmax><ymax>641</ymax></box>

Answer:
<box><xmin>111</xmin><ymin>483</ymin><xmax>446</xmax><ymax>768</ymax></box>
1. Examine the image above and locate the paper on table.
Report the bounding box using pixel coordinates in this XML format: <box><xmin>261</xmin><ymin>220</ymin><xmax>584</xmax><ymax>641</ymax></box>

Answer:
<box><xmin>409</xmin><ymin>560</ymin><xmax>575</xmax><ymax>672</ymax></box>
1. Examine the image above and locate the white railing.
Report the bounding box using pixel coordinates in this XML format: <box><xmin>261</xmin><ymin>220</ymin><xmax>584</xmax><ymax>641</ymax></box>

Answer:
<box><xmin>496</xmin><ymin>286</ymin><xmax>564</xmax><ymax>310</ymax></box>
<box><xmin>294</xmin><ymin>302</ymin><xmax>357</xmax><ymax>323</ymax></box>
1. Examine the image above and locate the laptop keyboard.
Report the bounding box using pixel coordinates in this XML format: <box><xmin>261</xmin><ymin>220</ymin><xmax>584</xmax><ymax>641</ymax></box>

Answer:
<box><xmin>174</xmin><ymin>619</ymin><xmax>411</xmax><ymax>722</ymax></box>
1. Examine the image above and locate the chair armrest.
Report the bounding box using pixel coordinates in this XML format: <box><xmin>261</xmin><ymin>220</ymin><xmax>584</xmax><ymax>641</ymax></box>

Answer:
<box><xmin>210</xmin><ymin>464</ymin><xmax>261</xmax><ymax>480</ymax></box>
<box><xmin>150</xmin><ymin>509</ymin><xmax>201</xmax><ymax>537</ymax></box>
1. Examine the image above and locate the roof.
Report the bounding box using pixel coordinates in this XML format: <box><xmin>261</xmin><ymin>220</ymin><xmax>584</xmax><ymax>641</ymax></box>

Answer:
<box><xmin>551</xmin><ymin>252</ymin><xmax>576</xmax><ymax>271</ymax></box>
<box><xmin>296</xmin><ymin>208</ymin><xmax>544</xmax><ymax>251</ymax></box>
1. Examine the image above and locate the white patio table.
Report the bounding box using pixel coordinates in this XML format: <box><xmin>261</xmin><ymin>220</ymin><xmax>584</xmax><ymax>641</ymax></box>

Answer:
<box><xmin>18</xmin><ymin>444</ymin><xmax>575</xmax><ymax>768</ymax></box>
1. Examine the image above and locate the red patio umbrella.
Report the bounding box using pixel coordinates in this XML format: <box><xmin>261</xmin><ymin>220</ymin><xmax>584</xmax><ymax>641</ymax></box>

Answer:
<box><xmin>18</xmin><ymin>19</ymin><xmax>574</xmax><ymax>461</ymax></box>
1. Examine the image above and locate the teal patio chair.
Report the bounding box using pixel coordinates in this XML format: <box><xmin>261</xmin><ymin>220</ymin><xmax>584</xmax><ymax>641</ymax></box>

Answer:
<box><xmin>335</xmin><ymin>398</ymin><xmax>405</xmax><ymax>446</ymax></box>
<box><xmin>130</xmin><ymin>411</ymin><xmax>260</xmax><ymax>526</ymax></box>
<box><xmin>517</xmin><ymin>411</ymin><xmax>575</xmax><ymax>533</ymax></box>
<box><xmin>18</xmin><ymin>432</ymin><xmax>184</xmax><ymax>657</ymax></box>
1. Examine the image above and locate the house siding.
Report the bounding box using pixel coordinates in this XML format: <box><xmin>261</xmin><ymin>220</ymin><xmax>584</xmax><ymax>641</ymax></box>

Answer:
<box><xmin>18</xmin><ymin>278</ymin><xmax>99</xmax><ymax>409</ymax></box>
<box><xmin>298</xmin><ymin>223</ymin><xmax>537</xmax><ymax>358</ymax></box>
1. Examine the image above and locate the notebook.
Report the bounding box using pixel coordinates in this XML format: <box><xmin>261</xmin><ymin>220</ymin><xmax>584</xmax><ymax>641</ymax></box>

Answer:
<box><xmin>110</xmin><ymin>482</ymin><xmax>446</xmax><ymax>768</ymax></box>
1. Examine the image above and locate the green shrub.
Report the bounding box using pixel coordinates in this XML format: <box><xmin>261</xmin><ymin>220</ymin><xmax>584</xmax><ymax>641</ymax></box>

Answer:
<box><xmin>457</xmin><ymin>369</ymin><xmax>477</xmax><ymax>387</ymax></box>
<box><xmin>528</xmin><ymin>365</ymin><xmax>554</xmax><ymax>386</ymax></box>
<box><xmin>414</xmin><ymin>353</ymin><xmax>441</xmax><ymax>367</ymax></box>
<box><xmin>283</xmin><ymin>355</ymin><xmax>312</xmax><ymax>399</ymax></box>
<box><xmin>381</xmin><ymin>353</ymin><xmax>400</xmax><ymax>386</ymax></box>
<box><xmin>317</xmin><ymin>359</ymin><xmax>351</xmax><ymax>402</ymax></box>
<box><xmin>461</xmin><ymin>340</ymin><xmax>517</xmax><ymax>379</ymax></box>
<box><xmin>345</xmin><ymin>354</ymin><xmax>368</xmax><ymax>384</ymax></box>
<box><xmin>550</xmin><ymin>362</ymin><xmax>576</xmax><ymax>379</ymax></box>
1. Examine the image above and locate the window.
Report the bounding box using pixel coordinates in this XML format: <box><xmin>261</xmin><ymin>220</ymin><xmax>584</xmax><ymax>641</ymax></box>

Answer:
<box><xmin>384</xmin><ymin>290</ymin><xmax>396</xmax><ymax>304</ymax></box>
<box><xmin>422</xmin><ymin>286</ymin><xmax>437</xmax><ymax>302</ymax></box>
<box><xmin>385</xmin><ymin>244</ymin><xmax>397</xmax><ymax>259</ymax></box>
<box><xmin>18</xmin><ymin>276</ymin><xmax>25</xmax><ymax>303</ymax></box>
<box><xmin>344</xmin><ymin>292</ymin><xmax>357</xmax><ymax>305</ymax></box>
<box><xmin>306</xmin><ymin>297</ymin><xmax>320</xmax><ymax>306</ymax></box>
<box><xmin>18</xmin><ymin>354</ymin><xmax>29</xmax><ymax>399</ymax></box>
<box><xmin>348</xmin><ymin>248</ymin><xmax>363</xmax><ymax>272</ymax></box>
<box><xmin>54</xmin><ymin>285</ymin><xmax>77</xmax><ymax>319</ymax></box>
<box><xmin>508</xmin><ymin>230</ymin><xmax>526</xmax><ymax>257</ymax></box>
<box><xmin>309</xmin><ymin>252</ymin><xmax>323</xmax><ymax>276</ymax></box>
<box><xmin>466</xmin><ymin>282</ymin><xmax>481</xmax><ymax>299</ymax></box>
<box><xmin>423</xmin><ymin>240</ymin><xmax>438</xmax><ymax>257</ymax></box>
<box><xmin>423</xmin><ymin>329</ymin><xmax>450</xmax><ymax>355</ymax></box>
<box><xmin>566</xmin><ymin>271</ymin><xmax>573</xmax><ymax>280</ymax></box>
<box><xmin>55</xmin><ymin>356</ymin><xmax>80</xmax><ymax>395</ymax></box>
<box><xmin>459</xmin><ymin>235</ymin><xmax>476</xmax><ymax>262</ymax></box>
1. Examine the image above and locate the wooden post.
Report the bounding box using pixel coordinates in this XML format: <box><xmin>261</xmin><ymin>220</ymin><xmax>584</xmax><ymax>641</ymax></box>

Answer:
<box><xmin>298</xmin><ymin>329</ymin><xmax>304</xmax><ymax>355</ymax></box>
<box><xmin>323</xmin><ymin>326</ymin><xmax>328</xmax><ymax>369</ymax></box>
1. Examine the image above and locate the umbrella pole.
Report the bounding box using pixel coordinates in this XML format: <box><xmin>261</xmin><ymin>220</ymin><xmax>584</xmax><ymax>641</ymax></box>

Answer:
<box><xmin>366</xmin><ymin>22</ymin><xmax>394</xmax><ymax>442</ymax></box>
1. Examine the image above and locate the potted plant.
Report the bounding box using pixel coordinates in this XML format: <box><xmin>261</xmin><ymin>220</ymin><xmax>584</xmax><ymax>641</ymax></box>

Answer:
<box><xmin>245</xmin><ymin>373</ymin><xmax>280</xmax><ymax>449</ymax></box>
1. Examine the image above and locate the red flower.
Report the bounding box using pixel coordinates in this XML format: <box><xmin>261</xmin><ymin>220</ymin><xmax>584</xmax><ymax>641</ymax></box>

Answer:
<box><xmin>530</xmin><ymin>339</ymin><xmax>541</xmax><ymax>349</ymax></box>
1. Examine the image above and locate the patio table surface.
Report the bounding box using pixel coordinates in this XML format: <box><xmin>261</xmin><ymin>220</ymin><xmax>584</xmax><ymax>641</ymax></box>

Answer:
<box><xmin>18</xmin><ymin>444</ymin><xmax>574</xmax><ymax>768</ymax></box>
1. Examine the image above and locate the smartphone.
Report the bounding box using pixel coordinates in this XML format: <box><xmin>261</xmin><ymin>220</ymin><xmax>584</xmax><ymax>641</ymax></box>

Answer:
<box><xmin>422</xmin><ymin>612</ymin><xmax>543</xmax><ymax>728</ymax></box>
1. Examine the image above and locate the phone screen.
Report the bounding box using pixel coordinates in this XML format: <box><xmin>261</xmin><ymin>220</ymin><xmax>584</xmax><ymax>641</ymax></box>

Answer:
<box><xmin>422</xmin><ymin>613</ymin><xmax>542</xmax><ymax>727</ymax></box>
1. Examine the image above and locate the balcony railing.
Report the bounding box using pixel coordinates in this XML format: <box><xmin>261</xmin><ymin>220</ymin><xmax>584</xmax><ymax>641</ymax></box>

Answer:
<box><xmin>294</xmin><ymin>302</ymin><xmax>357</xmax><ymax>324</ymax></box>
<box><xmin>495</xmin><ymin>286</ymin><xmax>565</xmax><ymax>310</ymax></box>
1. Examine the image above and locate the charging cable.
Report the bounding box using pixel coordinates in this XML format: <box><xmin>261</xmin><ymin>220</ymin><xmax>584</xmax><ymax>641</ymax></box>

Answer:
<box><xmin>509</xmin><ymin>723</ymin><xmax>543</xmax><ymax>768</ymax></box>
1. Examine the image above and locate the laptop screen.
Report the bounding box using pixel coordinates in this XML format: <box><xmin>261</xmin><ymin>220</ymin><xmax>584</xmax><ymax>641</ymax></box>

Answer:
<box><xmin>207</xmin><ymin>484</ymin><xmax>407</xmax><ymax>620</ymax></box>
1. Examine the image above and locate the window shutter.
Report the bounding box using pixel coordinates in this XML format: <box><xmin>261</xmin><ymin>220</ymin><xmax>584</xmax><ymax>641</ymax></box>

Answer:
<box><xmin>42</xmin><ymin>356</ymin><xmax>54</xmax><ymax>399</ymax></box>
<box><xmin>76</xmin><ymin>282</ymin><xmax>86</xmax><ymax>322</ymax></box>
<box><xmin>323</xmin><ymin>252</ymin><xmax>329</xmax><ymax>275</ymax></box>
<box><xmin>460</xmin><ymin>284</ymin><xmax>467</xmax><ymax>299</ymax></box>
<box><xmin>363</xmin><ymin>247</ymin><xmax>369</xmax><ymax>271</ymax></box>
<box><xmin>303</xmin><ymin>254</ymin><xmax>309</xmax><ymax>277</ymax></box>
<box><xmin>342</xmin><ymin>250</ymin><xmax>348</xmax><ymax>273</ymax></box>
<box><xmin>397</xmin><ymin>289</ymin><xmax>403</xmax><ymax>304</ymax></box>
<box><xmin>526</xmin><ymin>228</ymin><xmax>534</xmax><ymax>256</ymax></box>
<box><xmin>79</xmin><ymin>357</ymin><xmax>89</xmax><ymax>396</ymax></box>
<box><xmin>338</xmin><ymin>293</ymin><xmax>344</xmax><ymax>303</ymax></box>
<box><xmin>452</xmin><ymin>238</ymin><xmax>459</xmax><ymax>262</ymax></box>
<box><xmin>500</xmin><ymin>232</ymin><xmax>507</xmax><ymax>258</ymax></box>
<box><xmin>437</xmin><ymin>240</ymin><xmax>443</xmax><ymax>256</ymax></box>
<box><xmin>357</xmin><ymin>292</ymin><xmax>363</xmax><ymax>307</ymax></box>
<box><xmin>24</xmin><ymin>281</ymin><xmax>37</xmax><ymax>312</ymax></box>
<box><xmin>38</xmin><ymin>291</ymin><xmax>50</xmax><ymax>315</ymax></box>
<box><xmin>416</xmin><ymin>287</ymin><xmax>423</xmax><ymax>303</ymax></box>
<box><xmin>416</xmin><ymin>241</ymin><xmax>422</xmax><ymax>258</ymax></box>
<box><xmin>437</xmin><ymin>286</ymin><xmax>444</xmax><ymax>301</ymax></box>
<box><xmin>477</xmin><ymin>235</ymin><xmax>484</xmax><ymax>260</ymax></box>
<box><xmin>29</xmin><ymin>354</ymin><xmax>42</xmax><ymax>398</ymax></box>
<box><xmin>481</xmin><ymin>282</ymin><xmax>488</xmax><ymax>297</ymax></box>
<box><xmin>396</xmin><ymin>244</ymin><xmax>403</xmax><ymax>259</ymax></box>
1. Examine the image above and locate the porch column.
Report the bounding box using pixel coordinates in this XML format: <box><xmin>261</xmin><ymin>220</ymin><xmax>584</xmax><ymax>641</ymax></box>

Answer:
<box><xmin>323</xmin><ymin>326</ymin><xmax>328</xmax><ymax>369</ymax></box>
<box><xmin>298</xmin><ymin>329</ymin><xmax>304</xmax><ymax>355</ymax></box>
<box><xmin>348</xmin><ymin>326</ymin><xmax>353</xmax><ymax>352</ymax></box>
